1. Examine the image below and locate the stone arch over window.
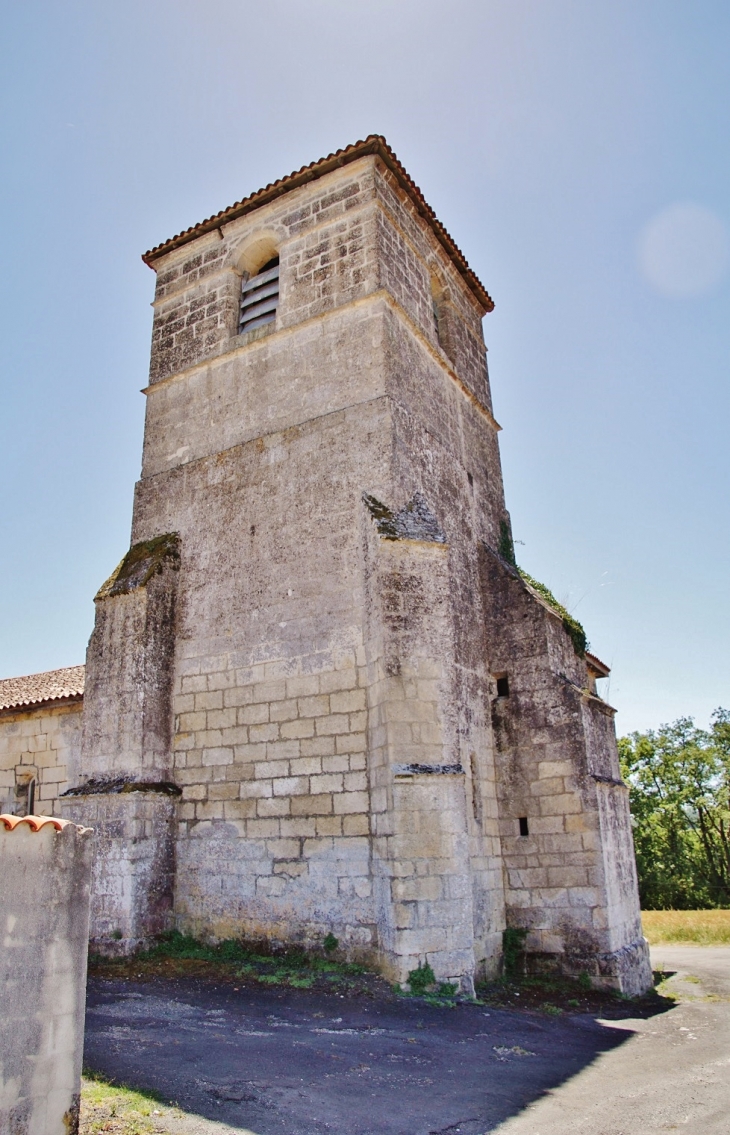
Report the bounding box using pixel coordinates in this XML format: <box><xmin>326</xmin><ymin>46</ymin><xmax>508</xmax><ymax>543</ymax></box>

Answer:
<box><xmin>236</xmin><ymin>234</ymin><xmax>281</xmax><ymax>335</ymax></box>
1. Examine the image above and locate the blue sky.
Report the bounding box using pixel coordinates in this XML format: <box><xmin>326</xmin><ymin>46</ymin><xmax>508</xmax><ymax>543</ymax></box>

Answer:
<box><xmin>1</xmin><ymin>1</ymin><xmax>728</xmax><ymax>734</ymax></box>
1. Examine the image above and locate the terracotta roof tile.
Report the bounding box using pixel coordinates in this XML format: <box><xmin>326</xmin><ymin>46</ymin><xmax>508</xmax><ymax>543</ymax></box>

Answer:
<box><xmin>585</xmin><ymin>652</ymin><xmax>611</xmax><ymax>678</ymax></box>
<box><xmin>0</xmin><ymin>814</ymin><xmax>71</xmax><ymax>832</ymax></box>
<box><xmin>0</xmin><ymin>665</ymin><xmax>85</xmax><ymax>712</ymax></box>
<box><xmin>142</xmin><ymin>135</ymin><xmax>494</xmax><ymax>313</ymax></box>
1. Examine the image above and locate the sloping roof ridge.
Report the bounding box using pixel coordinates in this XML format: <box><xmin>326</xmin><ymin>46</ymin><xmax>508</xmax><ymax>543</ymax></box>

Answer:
<box><xmin>142</xmin><ymin>135</ymin><xmax>494</xmax><ymax>312</ymax></box>
<box><xmin>0</xmin><ymin>664</ymin><xmax>85</xmax><ymax>712</ymax></box>
<box><xmin>585</xmin><ymin>651</ymin><xmax>611</xmax><ymax>676</ymax></box>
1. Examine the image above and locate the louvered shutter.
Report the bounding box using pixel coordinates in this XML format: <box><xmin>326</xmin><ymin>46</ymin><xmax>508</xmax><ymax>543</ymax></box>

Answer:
<box><xmin>239</xmin><ymin>258</ymin><xmax>280</xmax><ymax>334</ymax></box>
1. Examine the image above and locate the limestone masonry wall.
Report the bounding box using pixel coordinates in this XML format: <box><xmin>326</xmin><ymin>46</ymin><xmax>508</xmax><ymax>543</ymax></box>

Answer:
<box><xmin>0</xmin><ymin>701</ymin><xmax>82</xmax><ymax>817</ymax></box>
<box><xmin>480</xmin><ymin>547</ymin><xmax>651</xmax><ymax>994</ymax></box>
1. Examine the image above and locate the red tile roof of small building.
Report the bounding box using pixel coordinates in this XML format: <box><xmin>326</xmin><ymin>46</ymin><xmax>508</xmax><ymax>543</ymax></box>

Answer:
<box><xmin>142</xmin><ymin>135</ymin><xmax>495</xmax><ymax>313</ymax></box>
<box><xmin>585</xmin><ymin>652</ymin><xmax>611</xmax><ymax>678</ymax></box>
<box><xmin>0</xmin><ymin>665</ymin><xmax>85</xmax><ymax>712</ymax></box>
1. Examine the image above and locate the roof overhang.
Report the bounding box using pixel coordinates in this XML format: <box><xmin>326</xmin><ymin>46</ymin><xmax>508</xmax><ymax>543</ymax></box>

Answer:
<box><xmin>142</xmin><ymin>135</ymin><xmax>494</xmax><ymax>314</ymax></box>
<box><xmin>585</xmin><ymin>652</ymin><xmax>611</xmax><ymax>679</ymax></box>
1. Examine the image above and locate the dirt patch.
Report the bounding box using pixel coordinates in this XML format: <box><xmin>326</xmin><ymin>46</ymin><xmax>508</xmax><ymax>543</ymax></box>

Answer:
<box><xmin>475</xmin><ymin>971</ymin><xmax>673</xmax><ymax>1019</ymax></box>
<box><xmin>88</xmin><ymin>936</ymin><xmax>397</xmax><ymax>1004</ymax></box>
<box><xmin>89</xmin><ymin>932</ymin><xmax>673</xmax><ymax>1021</ymax></box>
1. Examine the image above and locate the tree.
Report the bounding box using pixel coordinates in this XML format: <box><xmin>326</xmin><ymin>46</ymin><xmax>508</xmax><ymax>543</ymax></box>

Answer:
<box><xmin>618</xmin><ymin>709</ymin><xmax>730</xmax><ymax>909</ymax></box>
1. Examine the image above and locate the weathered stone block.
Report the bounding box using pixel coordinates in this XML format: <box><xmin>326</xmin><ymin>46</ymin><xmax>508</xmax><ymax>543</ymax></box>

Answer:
<box><xmin>333</xmin><ymin>791</ymin><xmax>369</xmax><ymax>815</ymax></box>
<box><xmin>292</xmin><ymin>793</ymin><xmax>332</xmax><ymax>816</ymax></box>
<box><xmin>298</xmin><ymin>694</ymin><xmax>330</xmax><ymax>718</ymax></box>
<box><xmin>61</xmin><ymin>790</ymin><xmax>176</xmax><ymax>954</ymax></box>
<box><xmin>256</xmin><ymin>797</ymin><xmax>290</xmax><ymax>817</ymax></box>
<box><xmin>238</xmin><ymin>701</ymin><xmax>269</xmax><ymax>725</ymax></box>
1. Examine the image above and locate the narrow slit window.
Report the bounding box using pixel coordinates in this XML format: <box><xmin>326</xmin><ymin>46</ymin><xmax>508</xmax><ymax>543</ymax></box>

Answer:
<box><xmin>431</xmin><ymin>276</ymin><xmax>447</xmax><ymax>349</ymax></box>
<box><xmin>519</xmin><ymin>816</ymin><xmax>529</xmax><ymax>837</ymax></box>
<box><xmin>496</xmin><ymin>675</ymin><xmax>510</xmax><ymax>698</ymax></box>
<box><xmin>240</xmin><ymin>256</ymin><xmax>279</xmax><ymax>334</ymax></box>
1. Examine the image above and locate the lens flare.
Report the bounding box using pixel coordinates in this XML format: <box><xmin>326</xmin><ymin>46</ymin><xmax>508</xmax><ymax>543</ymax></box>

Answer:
<box><xmin>638</xmin><ymin>203</ymin><xmax>728</xmax><ymax>297</ymax></box>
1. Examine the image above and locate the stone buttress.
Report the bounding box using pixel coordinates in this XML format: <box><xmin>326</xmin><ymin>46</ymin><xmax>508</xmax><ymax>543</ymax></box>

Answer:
<box><xmin>62</xmin><ymin>536</ymin><xmax>180</xmax><ymax>952</ymax></box>
<box><xmin>480</xmin><ymin>548</ymin><xmax>651</xmax><ymax>994</ymax></box>
<box><xmin>65</xmin><ymin>136</ymin><xmax>650</xmax><ymax>993</ymax></box>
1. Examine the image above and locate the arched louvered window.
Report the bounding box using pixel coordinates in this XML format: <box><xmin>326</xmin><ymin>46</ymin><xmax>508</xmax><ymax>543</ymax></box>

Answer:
<box><xmin>239</xmin><ymin>256</ymin><xmax>280</xmax><ymax>334</ymax></box>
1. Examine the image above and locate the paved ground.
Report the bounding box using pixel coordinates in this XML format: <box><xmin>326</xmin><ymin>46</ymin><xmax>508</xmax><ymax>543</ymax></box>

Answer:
<box><xmin>83</xmin><ymin>946</ymin><xmax>730</xmax><ymax>1135</ymax></box>
<box><xmin>490</xmin><ymin>946</ymin><xmax>730</xmax><ymax>1135</ymax></box>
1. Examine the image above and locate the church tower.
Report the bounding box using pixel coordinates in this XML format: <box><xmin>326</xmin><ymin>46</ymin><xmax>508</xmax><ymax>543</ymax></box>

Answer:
<box><xmin>63</xmin><ymin>137</ymin><xmax>651</xmax><ymax>995</ymax></box>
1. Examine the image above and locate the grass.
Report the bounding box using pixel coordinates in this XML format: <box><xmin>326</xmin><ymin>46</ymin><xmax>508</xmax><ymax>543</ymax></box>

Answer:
<box><xmin>642</xmin><ymin>909</ymin><xmax>730</xmax><ymax>946</ymax></box>
<box><xmin>81</xmin><ymin>1073</ymin><xmax>168</xmax><ymax>1134</ymax></box>
<box><xmin>92</xmin><ymin>931</ymin><xmax>469</xmax><ymax>1008</ymax></box>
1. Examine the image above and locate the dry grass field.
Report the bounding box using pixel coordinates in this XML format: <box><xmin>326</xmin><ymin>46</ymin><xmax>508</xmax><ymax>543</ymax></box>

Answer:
<box><xmin>642</xmin><ymin>909</ymin><xmax>730</xmax><ymax>945</ymax></box>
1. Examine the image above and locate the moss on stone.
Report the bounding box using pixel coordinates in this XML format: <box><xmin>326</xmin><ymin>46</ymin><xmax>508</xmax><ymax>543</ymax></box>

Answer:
<box><xmin>96</xmin><ymin>534</ymin><xmax>180</xmax><ymax>600</ymax></box>
<box><xmin>498</xmin><ymin>518</ymin><xmax>516</xmax><ymax>565</ymax></box>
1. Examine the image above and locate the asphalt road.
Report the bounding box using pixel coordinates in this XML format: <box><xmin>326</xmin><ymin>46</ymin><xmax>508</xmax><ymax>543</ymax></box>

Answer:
<box><xmin>490</xmin><ymin>946</ymin><xmax>730</xmax><ymax>1135</ymax></box>
<box><xmin>83</xmin><ymin>946</ymin><xmax>730</xmax><ymax>1135</ymax></box>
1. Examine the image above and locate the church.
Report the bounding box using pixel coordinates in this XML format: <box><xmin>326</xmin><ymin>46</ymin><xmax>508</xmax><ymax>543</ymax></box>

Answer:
<box><xmin>0</xmin><ymin>136</ymin><xmax>651</xmax><ymax>996</ymax></box>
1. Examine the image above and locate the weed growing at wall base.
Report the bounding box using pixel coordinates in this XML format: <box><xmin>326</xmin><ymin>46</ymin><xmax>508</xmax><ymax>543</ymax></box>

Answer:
<box><xmin>89</xmin><ymin>930</ymin><xmax>381</xmax><ymax>996</ymax></box>
<box><xmin>502</xmin><ymin>928</ymin><xmax>528</xmax><ymax>977</ymax></box>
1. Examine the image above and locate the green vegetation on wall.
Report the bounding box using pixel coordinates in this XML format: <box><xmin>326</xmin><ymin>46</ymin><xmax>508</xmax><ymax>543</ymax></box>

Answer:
<box><xmin>495</xmin><ymin>519</ymin><xmax>587</xmax><ymax>659</ymax></box>
<box><xmin>516</xmin><ymin>569</ymin><xmax>588</xmax><ymax>658</ymax></box>
<box><xmin>498</xmin><ymin>518</ymin><xmax>516</xmax><ymax>565</ymax></box>
<box><xmin>619</xmin><ymin>709</ymin><xmax>730</xmax><ymax>909</ymax></box>
<box><xmin>502</xmin><ymin>927</ymin><xmax>528</xmax><ymax>976</ymax></box>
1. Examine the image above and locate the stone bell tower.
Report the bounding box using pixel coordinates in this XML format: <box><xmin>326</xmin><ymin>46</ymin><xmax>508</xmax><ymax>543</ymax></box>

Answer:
<box><xmin>64</xmin><ymin>136</ymin><xmax>651</xmax><ymax>995</ymax></box>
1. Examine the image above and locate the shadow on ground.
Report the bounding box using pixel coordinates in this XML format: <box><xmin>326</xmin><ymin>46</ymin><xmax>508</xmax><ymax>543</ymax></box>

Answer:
<box><xmin>83</xmin><ymin>971</ymin><xmax>675</xmax><ymax>1135</ymax></box>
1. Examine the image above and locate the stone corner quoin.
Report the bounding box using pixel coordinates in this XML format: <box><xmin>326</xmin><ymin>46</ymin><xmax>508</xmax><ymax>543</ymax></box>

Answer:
<box><xmin>2</xmin><ymin>137</ymin><xmax>651</xmax><ymax>997</ymax></box>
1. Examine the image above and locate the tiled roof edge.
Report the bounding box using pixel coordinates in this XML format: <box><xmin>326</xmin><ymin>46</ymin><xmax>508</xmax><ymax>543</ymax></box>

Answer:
<box><xmin>585</xmin><ymin>652</ymin><xmax>611</xmax><ymax>677</ymax></box>
<box><xmin>0</xmin><ymin>664</ymin><xmax>85</xmax><ymax>713</ymax></box>
<box><xmin>0</xmin><ymin>814</ymin><xmax>91</xmax><ymax>834</ymax></box>
<box><xmin>0</xmin><ymin>692</ymin><xmax>84</xmax><ymax>714</ymax></box>
<box><xmin>142</xmin><ymin>135</ymin><xmax>494</xmax><ymax>313</ymax></box>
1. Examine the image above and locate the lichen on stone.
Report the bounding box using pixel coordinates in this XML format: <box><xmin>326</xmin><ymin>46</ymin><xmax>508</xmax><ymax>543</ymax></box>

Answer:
<box><xmin>393</xmin><ymin>763</ymin><xmax>463</xmax><ymax>776</ymax></box>
<box><xmin>61</xmin><ymin>776</ymin><xmax>182</xmax><ymax>797</ymax></box>
<box><xmin>96</xmin><ymin>533</ymin><xmax>180</xmax><ymax>600</ymax></box>
<box><xmin>363</xmin><ymin>492</ymin><xmax>446</xmax><ymax>543</ymax></box>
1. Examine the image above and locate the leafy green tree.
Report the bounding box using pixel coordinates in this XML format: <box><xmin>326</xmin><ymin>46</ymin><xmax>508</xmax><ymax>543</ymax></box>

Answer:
<box><xmin>618</xmin><ymin>709</ymin><xmax>730</xmax><ymax>909</ymax></box>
